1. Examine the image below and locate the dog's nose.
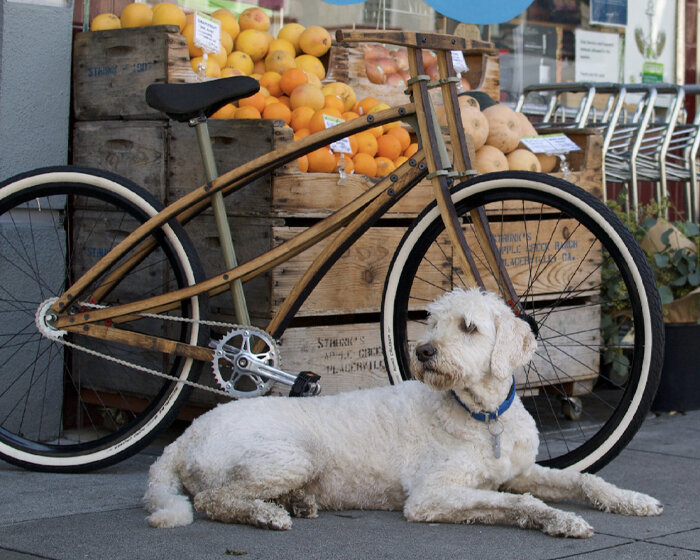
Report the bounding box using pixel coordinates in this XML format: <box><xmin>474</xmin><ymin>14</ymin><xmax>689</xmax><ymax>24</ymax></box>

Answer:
<box><xmin>415</xmin><ymin>343</ymin><xmax>436</xmax><ymax>362</ymax></box>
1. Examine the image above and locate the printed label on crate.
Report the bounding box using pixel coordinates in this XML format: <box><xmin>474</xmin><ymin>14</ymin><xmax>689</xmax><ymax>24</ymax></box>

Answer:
<box><xmin>519</xmin><ymin>133</ymin><xmax>581</xmax><ymax>155</ymax></box>
<box><xmin>324</xmin><ymin>114</ymin><xmax>353</xmax><ymax>154</ymax></box>
<box><xmin>194</xmin><ymin>13</ymin><xmax>221</xmax><ymax>53</ymax></box>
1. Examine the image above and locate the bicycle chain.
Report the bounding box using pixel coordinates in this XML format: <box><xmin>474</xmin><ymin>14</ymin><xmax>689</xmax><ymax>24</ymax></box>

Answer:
<box><xmin>52</xmin><ymin>302</ymin><xmax>281</xmax><ymax>398</ymax></box>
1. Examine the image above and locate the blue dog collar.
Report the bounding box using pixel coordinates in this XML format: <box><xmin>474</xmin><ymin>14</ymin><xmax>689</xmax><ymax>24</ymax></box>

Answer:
<box><xmin>451</xmin><ymin>376</ymin><xmax>516</xmax><ymax>422</ymax></box>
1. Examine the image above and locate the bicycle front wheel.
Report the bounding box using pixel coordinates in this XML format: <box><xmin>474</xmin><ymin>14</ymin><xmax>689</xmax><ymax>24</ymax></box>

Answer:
<box><xmin>382</xmin><ymin>171</ymin><xmax>663</xmax><ymax>473</ymax></box>
<box><xmin>0</xmin><ymin>166</ymin><xmax>207</xmax><ymax>472</ymax></box>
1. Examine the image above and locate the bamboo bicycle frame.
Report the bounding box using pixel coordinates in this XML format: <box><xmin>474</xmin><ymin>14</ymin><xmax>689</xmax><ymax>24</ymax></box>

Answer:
<box><xmin>48</xmin><ymin>30</ymin><xmax>517</xmax><ymax>366</ymax></box>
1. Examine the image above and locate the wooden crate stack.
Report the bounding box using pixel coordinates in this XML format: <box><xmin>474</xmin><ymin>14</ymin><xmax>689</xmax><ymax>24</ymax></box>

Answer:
<box><xmin>71</xmin><ymin>26</ymin><xmax>604</xmax><ymax>410</ymax></box>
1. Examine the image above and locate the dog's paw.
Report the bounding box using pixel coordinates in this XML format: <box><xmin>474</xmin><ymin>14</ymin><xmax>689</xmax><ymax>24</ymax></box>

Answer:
<box><xmin>252</xmin><ymin>504</ymin><xmax>293</xmax><ymax>530</ymax></box>
<box><xmin>146</xmin><ymin>508</ymin><xmax>194</xmax><ymax>528</ymax></box>
<box><xmin>542</xmin><ymin>511</ymin><xmax>593</xmax><ymax>539</ymax></box>
<box><xmin>602</xmin><ymin>491</ymin><xmax>663</xmax><ymax>517</ymax></box>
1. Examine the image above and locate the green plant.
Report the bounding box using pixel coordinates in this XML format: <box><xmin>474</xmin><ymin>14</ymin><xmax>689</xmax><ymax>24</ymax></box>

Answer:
<box><xmin>602</xmin><ymin>193</ymin><xmax>700</xmax><ymax>382</ymax></box>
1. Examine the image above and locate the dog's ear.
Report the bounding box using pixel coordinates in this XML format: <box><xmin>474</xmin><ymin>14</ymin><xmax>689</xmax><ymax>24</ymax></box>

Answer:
<box><xmin>490</xmin><ymin>313</ymin><xmax>537</xmax><ymax>379</ymax></box>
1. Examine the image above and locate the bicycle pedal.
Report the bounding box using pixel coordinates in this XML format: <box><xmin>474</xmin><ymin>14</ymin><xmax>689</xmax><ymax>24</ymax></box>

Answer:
<box><xmin>289</xmin><ymin>371</ymin><xmax>321</xmax><ymax>397</ymax></box>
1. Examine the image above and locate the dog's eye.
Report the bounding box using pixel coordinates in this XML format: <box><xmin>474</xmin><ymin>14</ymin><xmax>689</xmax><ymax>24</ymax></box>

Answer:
<box><xmin>460</xmin><ymin>318</ymin><xmax>477</xmax><ymax>334</ymax></box>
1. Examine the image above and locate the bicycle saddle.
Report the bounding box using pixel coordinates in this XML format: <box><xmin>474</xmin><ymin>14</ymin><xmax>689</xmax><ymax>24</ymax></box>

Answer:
<box><xmin>145</xmin><ymin>76</ymin><xmax>260</xmax><ymax>122</ymax></box>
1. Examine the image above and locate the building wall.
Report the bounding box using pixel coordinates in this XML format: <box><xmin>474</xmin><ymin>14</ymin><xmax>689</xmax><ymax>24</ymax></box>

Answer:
<box><xmin>0</xmin><ymin>0</ymin><xmax>74</xmax><ymax>179</ymax></box>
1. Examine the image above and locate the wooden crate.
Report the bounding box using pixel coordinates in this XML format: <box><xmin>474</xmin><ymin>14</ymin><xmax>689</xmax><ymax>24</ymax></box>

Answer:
<box><xmin>72</xmin><ymin>25</ymin><xmax>197</xmax><ymax>121</ymax></box>
<box><xmin>324</xmin><ymin>42</ymin><xmax>500</xmax><ymax>109</ymax></box>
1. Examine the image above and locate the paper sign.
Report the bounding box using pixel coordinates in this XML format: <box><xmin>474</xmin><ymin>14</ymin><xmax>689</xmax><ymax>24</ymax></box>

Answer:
<box><xmin>519</xmin><ymin>134</ymin><xmax>581</xmax><ymax>155</ymax></box>
<box><xmin>324</xmin><ymin>115</ymin><xmax>353</xmax><ymax>154</ymax></box>
<box><xmin>451</xmin><ymin>51</ymin><xmax>469</xmax><ymax>74</ymax></box>
<box><xmin>194</xmin><ymin>13</ymin><xmax>221</xmax><ymax>54</ymax></box>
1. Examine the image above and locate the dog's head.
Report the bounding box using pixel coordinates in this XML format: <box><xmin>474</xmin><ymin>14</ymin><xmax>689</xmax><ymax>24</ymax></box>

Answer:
<box><xmin>411</xmin><ymin>288</ymin><xmax>537</xmax><ymax>393</ymax></box>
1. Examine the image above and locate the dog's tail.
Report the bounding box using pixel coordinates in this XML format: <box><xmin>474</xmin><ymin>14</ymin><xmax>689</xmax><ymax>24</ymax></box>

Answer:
<box><xmin>143</xmin><ymin>442</ymin><xmax>193</xmax><ymax>528</ymax></box>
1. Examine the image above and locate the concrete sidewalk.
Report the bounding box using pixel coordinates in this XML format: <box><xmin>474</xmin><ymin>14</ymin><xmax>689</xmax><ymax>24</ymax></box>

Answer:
<box><xmin>1</xmin><ymin>410</ymin><xmax>699</xmax><ymax>560</ymax></box>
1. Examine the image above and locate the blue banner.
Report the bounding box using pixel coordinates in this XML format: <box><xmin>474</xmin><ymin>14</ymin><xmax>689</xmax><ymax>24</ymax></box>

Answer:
<box><xmin>321</xmin><ymin>0</ymin><xmax>534</xmax><ymax>24</ymax></box>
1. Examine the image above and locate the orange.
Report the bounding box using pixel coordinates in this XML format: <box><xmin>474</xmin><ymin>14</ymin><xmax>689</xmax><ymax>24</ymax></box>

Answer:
<box><xmin>290</xmin><ymin>106</ymin><xmax>315</xmax><ymax>132</ymax></box>
<box><xmin>386</xmin><ymin>127</ymin><xmax>411</xmax><ymax>151</ymax></box>
<box><xmin>238</xmin><ymin>7</ymin><xmax>270</xmax><ymax>32</ymax></box>
<box><xmin>342</xmin><ymin>111</ymin><xmax>360</xmax><ymax>121</ymax></box>
<box><xmin>295</xmin><ymin>54</ymin><xmax>326</xmax><ymax>80</ymax></box>
<box><xmin>258</xmin><ymin>85</ymin><xmax>270</xmax><ymax>97</ymax></box>
<box><xmin>289</xmin><ymin>83</ymin><xmax>325</xmax><ymax>111</ymax></box>
<box><xmin>238</xmin><ymin>91</ymin><xmax>265</xmax><ymax>113</ymax></box>
<box><xmin>404</xmin><ymin>143</ymin><xmax>419</xmax><ymax>158</ymax></box>
<box><xmin>253</xmin><ymin>59</ymin><xmax>266</xmax><ymax>74</ymax></box>
<box><xmin>303</xmin><ymin>70</ymin><xmax>322</xmax><ymax>88</ymax></box>
<box><xmin>377</xmin><ymin>134</ymin><xmax>403</xmax><ymax>161</ymax></box>
<box><xmin>264</xmin><ymin>95</ymin><xmax>281</xmax><ymax>106</ymax></box>
<box><xmin>357</xmin><ymin>97</ymin><xmax>380</xmax><ymax>116</ymax></box>
<box><xmin>221</xmin><ymin>67</ymin><xmax>245</xmax><ymax>78</ymax></box>
<box><xmin>220</xmin><ymin>30</ymin><xmax>234</xmax><ymax>55</ymax></box>
<box><xmin>265</xmin><ymin>50</ymin><xmax>296</xmax><ymax>74</ymax></box>
<box><xmin>151</xmin><ymin>3</ymin><xmax>186</xmax><ymax>30</ymax></box>
<box><xmin>210</xmin><ymin>46</ymin><xmax>228</xmax><ymax>69</ymax></box>
<box><xmin>211</xmin><ymin>9</ymin><xmax>240</xmax><ymax>41</ymax></box>
<box><xmin>307</xmin><ymin>147</ymin><xmax>336</xmax><ymax>173</ymax></box>
<box><xmin>120</xmin><ymin>3</ymin><xmax>152</xmax><ymax>28</ymax></box>
<box><xmin>268</xmin><ymin>38</ymin><xmax>296</xmax><ymax>59</ymax></box>
<box><xmin>294</xmin><ymin>128</ymin><xmax>311</xmax><ymax>141</ymax></box>
<box><xmin>394</xmin><ymin>155</ymin><xmax>409</xmax><ymax>168</ymax></box>
<box><xmin>347</xmin><ymin>135</ymin><xmax>358</xmax><ymax>156</ymax></box>
<box><xmin>182</xmin><ymin>23</ymin><xmax>203</xmax><ymax>58</ymax></box>
<box><xmin>262</xmin><ymin>102</ymin><xmax>292</xmax><ymax>124</ymax></box>
<box><xmin>335</xmin><ymin>153</ymin><xmax>354</xmax><ymax>174</ymax></box>
<box><xmin>297</xmin><ymin>155</ymin><xmax>309</xmax><ymax>172</ymax></box>
<box><xmin>211</xmin><ymin>103</ymin><xmax>236</xmax><ymax>119</ymax></box>
<box><xmin>298</xmin><ymin>25</ymin><xmax>332</xmax><ymax>57</ymax></box>
<box><xmin>375</xmin><ymin>156</ymin><xmax>396</xmax><ymax>176</ymax></box>
<box><xmin>279</xmin><ymin>68</ymin><xmax>308</xmax><ymax>96</ymax></box>
<box><xmin>90</xmin><ymin>13</ymin><xmax>121</xmax><ymax>31</ymax></box>
<box><xmin>322</xmin><ymin>82</ymin><xmax>357</xmax><ymax>112</ymax></box>
<box><xmin>355</xmin><ymin>131</ymin><xmax>378</xmax><ymax>156</ymax></box>
<box><xmin>308</xmin><ymin>107</ymin><xmax>343</xmax><ymax>134</ymax></box>
<box><xmin>259</xmin><ymin>71</ymin><xmax>282</xmax><ymax>97</ymax></box>
<box><xmin>277</xmin><ymin>95</ymin><xmax>291</xmax><ymax>108</ymax></box>
<box><xmin>323</xmin><ymin>94</ymin><xmax>345</xmax><ymax>113</ymax></box>
<box><xmin>226</xmin><ymin>51</ymin><xmax>254</xmax><ymax>75</ymax></box>
<box><xmin>369</xmin><ymin>125</ymin><xmax>384</xmax><ymax>138</ymax></box>
<box><xmin>234</xmin><ymin>106</ymin><xmax>261</xmax><ymax>119</ymax></box>
<box><xmin>190</xmin><ymin>57</ymin><xmax>221</xmax><ymax>78</ymax></box>
<box><xmin>277</xmin><ymin>23</ymin><xmax>306</xmax><ymax>55</ymax></box>
<box><xmin>235</xmin><ymin>29</ymin><xmax>268</xmax><ymax>62</ymax></box>
<box><xmin>353</xmin><ymin>152</ymin><xmax>377</xmax><ymax>178</ymax></box>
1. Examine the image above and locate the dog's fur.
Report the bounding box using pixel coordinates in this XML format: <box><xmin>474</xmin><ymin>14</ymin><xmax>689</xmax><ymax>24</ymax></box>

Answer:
<box><xmin>144</xmin><ymin>288</ymin><xmax>662</xmax><ymax>537</ymax></box>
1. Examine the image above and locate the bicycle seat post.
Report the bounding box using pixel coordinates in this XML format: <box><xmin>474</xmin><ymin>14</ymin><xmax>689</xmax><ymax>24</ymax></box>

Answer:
<box><xmin>191</xmin><ymin>115</ymin><xmax>251</xmax><ymax>326</ymax></box>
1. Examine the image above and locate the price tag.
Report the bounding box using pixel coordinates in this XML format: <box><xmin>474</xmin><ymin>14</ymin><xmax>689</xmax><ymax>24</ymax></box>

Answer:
<box><xmin>519</xmin><ymin>133</ymin><xmax>581</xmax><ymax>155</ymax></box>
<box><xmin>451</xmin><ymin>50</ymin><xmax>469</xmax><ymax>74</ymax></box>
<box><xmin>324</xmin><ymin>114</ymin><xmax>353</xmax><ymax>154</ymax></box>
<box><xmin>194</xmin><ymin>13</ymin><xmax>221</xmax><ymax>54</ymax></box>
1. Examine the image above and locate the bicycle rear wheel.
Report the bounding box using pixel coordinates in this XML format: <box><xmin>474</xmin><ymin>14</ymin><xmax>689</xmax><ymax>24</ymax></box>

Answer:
<box><xmin>0</xmin><ymin>166</ymin><xmax>207</xmax><ymax>472</ymax></box>
<box><xmin>382</xmin><ymin>171</ymin><xmax>663</xmax><ymax>472</ymax></box>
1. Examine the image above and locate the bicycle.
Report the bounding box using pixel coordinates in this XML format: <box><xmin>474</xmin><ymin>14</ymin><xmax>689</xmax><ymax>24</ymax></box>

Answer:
<box><xmin>0</xmin><ymin>29</ymin><xmax>663</xmax><ymax>474</ymax></box>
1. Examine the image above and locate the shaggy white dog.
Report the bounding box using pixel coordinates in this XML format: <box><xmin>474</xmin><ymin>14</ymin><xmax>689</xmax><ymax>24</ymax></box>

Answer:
<box><xmin>144</xmin><ymin>288</ymin><xmax>662</xmax><ymax>537</ymax></box>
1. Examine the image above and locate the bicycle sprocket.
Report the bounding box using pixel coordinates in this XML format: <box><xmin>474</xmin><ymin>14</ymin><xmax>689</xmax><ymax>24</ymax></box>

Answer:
<box><xmin>210</xmin><ymin>326</ymin><xmax>280</xmax><ymax>398</ymax></box>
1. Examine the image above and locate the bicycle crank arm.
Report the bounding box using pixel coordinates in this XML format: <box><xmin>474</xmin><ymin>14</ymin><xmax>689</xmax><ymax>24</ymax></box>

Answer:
<box><xmin>236</xmin><ymin>358</ymin><xmax>322</xmax><ymax>397</ymax></box>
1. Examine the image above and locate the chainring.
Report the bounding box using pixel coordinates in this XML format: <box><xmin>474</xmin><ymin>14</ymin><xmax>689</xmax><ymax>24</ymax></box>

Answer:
<box><xmin>211</xmin><ymin>326</ymin><xmax>280</xmax><ymax>398</ymax></box>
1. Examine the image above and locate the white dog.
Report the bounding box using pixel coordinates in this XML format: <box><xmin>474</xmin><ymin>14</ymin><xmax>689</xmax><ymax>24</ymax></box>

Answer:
<box><xmin>144</xmin><ymin>288</ymin><xmax>662</xmax><ymax>537</ymax></box>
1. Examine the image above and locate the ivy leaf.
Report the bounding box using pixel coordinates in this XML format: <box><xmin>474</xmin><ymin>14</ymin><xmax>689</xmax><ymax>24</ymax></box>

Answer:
<box><xmin>685</xmin><ymin>222</ymin><xmax>700</xmax><ymax>237</ymax></box>
<box><xmin>658</xmin><ymin>284</ymin><xmax>674</xmax><ymax>304</ymax></box>
<box><xmin>641</xmin><ymin>217</ymin><xmax>657</xmax><ymax>229</ymax></box>
<box><xmin>670</xmin><ymin>275</ymin><xmax>688</xmax><ymax>287</ymax></box>
<box><xmin>654</xmin><ymin>253</ymin><xmax>669</xmax><ymax>268</ymax></box>
<box><xmin>689</xmin><ymin>269</ymin><xmax>700</xmax><ymax>286</ymax></box>
<box><xmin>660</xmin><ymin>228</ymin><xmax>674</xmax><ymax>247</ymax></box>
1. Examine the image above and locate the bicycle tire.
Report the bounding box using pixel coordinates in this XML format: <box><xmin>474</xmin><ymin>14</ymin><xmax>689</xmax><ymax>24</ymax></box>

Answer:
<box><xmin>0</xmin><ymin>166</ymin><xmax>208</xmax><ymax>472</ymax></box>
<box><xmin>381</xmin><ymin>171</ymin><xmax>663</xmax><ymax>473</ymax></box>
